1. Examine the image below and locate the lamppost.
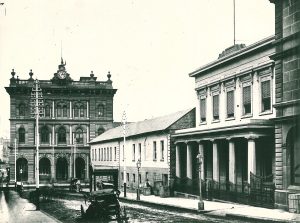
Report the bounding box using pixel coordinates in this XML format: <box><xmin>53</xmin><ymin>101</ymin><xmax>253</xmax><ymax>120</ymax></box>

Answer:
<box><xmin>136</xmin><ymin>159</ymin><xmax>141</xmax><ymax>201</ymax></box>
<box><xmin>197</xmin><ymin>153</ymin><xmax>204</xmax><ymax>210</ymax></box>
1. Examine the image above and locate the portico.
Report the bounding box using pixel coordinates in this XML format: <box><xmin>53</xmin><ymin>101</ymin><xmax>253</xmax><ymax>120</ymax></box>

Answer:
<box><xmin>172</xmin><ymin>120</ymin><xmax>275</xmax><ymax>207</ymax></box>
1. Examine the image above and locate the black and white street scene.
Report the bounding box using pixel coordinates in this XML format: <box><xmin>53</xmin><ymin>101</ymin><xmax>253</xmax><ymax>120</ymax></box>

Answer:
<box><xmin>0</xmin><ymin>0</ymin><xmax>300</xmax><ymax>222</ymax></box>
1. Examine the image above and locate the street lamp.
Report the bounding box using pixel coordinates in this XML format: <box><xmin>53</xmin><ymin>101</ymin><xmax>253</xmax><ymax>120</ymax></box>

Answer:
<box><xmin>136</xmin><ymin>159</ymin><xmax>141</xmax><ymax>201</ymax></box>
<box><xmin>197</xmin><ymin>153</ymin><xmax>204</xmax><ymax>210</ymax></box>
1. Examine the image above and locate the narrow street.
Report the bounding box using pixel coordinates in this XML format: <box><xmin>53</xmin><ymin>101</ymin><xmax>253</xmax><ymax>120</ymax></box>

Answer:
<box><xmin>0</xmin><ymin>190</ymin><xmax>58</xmax><ymax>223</ymax></box>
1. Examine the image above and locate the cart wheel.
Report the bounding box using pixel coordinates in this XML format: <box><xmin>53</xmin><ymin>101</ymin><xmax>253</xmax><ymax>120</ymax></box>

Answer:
<box><xmin>80</xmin><ymin>204</ymin><xmax>85</xmax><ymax>217</ymax></box>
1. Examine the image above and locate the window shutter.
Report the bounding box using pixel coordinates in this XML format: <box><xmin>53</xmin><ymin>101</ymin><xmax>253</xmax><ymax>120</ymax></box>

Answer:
<box><xmin>262</xmin><ymin>80</ymin><xmax>270</xmax><ymax>99</ymax></box>
<box><xmin>227</xmin><ymin>91</ymin><xmax>234</xmax><ymax>115</ymax></box>
<box><xmin>243</xmin><ymin>86</ymin><xmax>251</xmax><ymax>105</ymax></box>
<box><xmin>213</xmin><ymin>95</ymin><xmax>219</xmax><ymax>117</ymax></box>
<box><xmin>200</xmin><ymin>98</ymin><xmax>206</xmax><ymax>119</ymax></box>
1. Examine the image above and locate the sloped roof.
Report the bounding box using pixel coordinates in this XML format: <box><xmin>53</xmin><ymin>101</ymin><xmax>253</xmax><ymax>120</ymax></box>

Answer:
<box><xmin>90</xmin><ymin>108</ymin><xmax>194</xmax><ymax>144</ymax></box>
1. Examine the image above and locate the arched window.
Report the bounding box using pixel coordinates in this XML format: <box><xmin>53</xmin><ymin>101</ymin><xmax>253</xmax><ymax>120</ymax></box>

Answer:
<box><xmin>75</xmin><ymin>157</ymin><xmax>85</xmax><ymax>180</ymax></box>
<box><xmin>74</xmin><ymin>105</ymin><xmax>79</xmax><ymax>117</ymax></box>
<box><xmin>97</xmin><ymin>128</ymin><xmax>105</xmax><ymax>136</ymax></box>
<box><xmin>58</xmin><ymin>127</ymin><xmax>66</xmax><ymax>143</ymax></box>
<box><xmin>45</xmin><ymin>105</ymin><xmax>51</xmax><ymax>117</ymax></box>
<box><xmin>39</xmin><ymin>157</ymin><xmax>51</xmax><ymax>180</ymax></box>
<box><xmin>57</xmin><ymin>104</ymin><xmax>62</xmax><ymax>117</ymax></box>
<box><xmin>75</xmin><ymin>128</ymin><xmax>83</xmax><ymax>144</ymax></box>
<box><xmin>97</xmin><ymin>104</ymin><xmax>104</xmax><ymax>117</ymax></box>
<box><xmin>18</xmin><ymin>127</ymin><xmax>25</xmax><ymax>143</ymax></box>
<box><xmin>56</xmin><ymin>157</ymin><xmax>68</xmax><ymax>180</ymax></box>
<box><xmin>19</xmin><ymin>103</ymin><xmax>25</xmax><ymax>116</ymax></box>
<box><xmin>16</xmin><ymin>158</ymin><xmax>28</xmax><ymax>181</ymax></box>
<box><xmin>63</xmin><ymin>105</ymin><xmax>68</xmax><ymax>117</ymax></box>
<box><xmin>80</xmin><ymin>105</ymin><xmax>84</xmax><ymax>117</ymax></box>
<box><xmin>41</xmin><ymin>126</ymin><xmax>50</xmax><ymax>143</ymax></box>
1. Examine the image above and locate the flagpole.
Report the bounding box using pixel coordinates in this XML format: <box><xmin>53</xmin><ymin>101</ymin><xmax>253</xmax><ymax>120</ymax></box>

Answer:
<box><xmin>233</xmin><ymin>0</ymin><xmax>236</xmax><ymax>45</ymax></box>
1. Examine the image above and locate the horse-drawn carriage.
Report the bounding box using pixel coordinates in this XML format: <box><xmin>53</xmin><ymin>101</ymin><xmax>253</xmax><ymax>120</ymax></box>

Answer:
<box><xmin>69</xmin><ymin>178</ymin><xmax>82</xmax><ymax>192</ymax></box>
<box><xmin>81</xmin><ymin>186</ymin><xmax>128</xmax><ymax>222</ymax></box>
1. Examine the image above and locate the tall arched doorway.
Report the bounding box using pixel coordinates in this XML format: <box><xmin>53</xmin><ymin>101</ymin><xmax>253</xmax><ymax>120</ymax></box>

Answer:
<box><xmin>16</xmin><ymin>158</ymin><xmax>28</xmax><ymax>181</ymax></box>
<box><xmin>39</xmin><ymin>157</ymin><xmax>51</xmax><ymax>180</ymax></box>
<box><xmin>75</xmin><ymin>157</ymin><xmax>85</xmax><ymax>180</ymax></box>
<box><xmin>56</xmin><ymin>157</ymin><xmax>68</xmax><ymax>180</ymax></box>
<box><xmin>287</xmin><ymin>125</ymin><xmax>300</xmax><ymax>185</ymax></box>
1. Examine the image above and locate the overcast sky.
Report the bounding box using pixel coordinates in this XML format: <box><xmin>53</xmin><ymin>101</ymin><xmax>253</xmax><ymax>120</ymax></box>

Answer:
<box><xmin>0</xmin><ymin>0</ymin><xmax>274</xmax><ymax>138</ymax></box>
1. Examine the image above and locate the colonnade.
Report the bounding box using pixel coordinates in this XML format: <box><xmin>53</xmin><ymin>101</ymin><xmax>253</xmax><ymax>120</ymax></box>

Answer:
<box><xmin>175</xmin><ymin>136</ymin><xmax>258</xmax><ymax>184</ymax></box>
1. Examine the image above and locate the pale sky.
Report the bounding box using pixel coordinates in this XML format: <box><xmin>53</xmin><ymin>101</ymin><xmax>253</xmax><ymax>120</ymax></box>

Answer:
<box><xmin>0</xmin><ymin>0</ymin><xmax>274</xmax><ymax>138</ymax></box>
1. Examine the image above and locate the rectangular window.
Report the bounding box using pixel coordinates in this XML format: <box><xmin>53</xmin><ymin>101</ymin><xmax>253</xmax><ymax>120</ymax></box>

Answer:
<box><xmin>121</xmin><ymin>172</ymin><xmax>124</xmax><ymax>181</ymax></box>
<box><xmin>132</xmin><ymin>144</ymin><xmax>136</xmax><ymax>161</ymax></box>
<box><xmin>227</xmin><ymin>90</ymin><xmax>234</xmax><ymax>118</ymax></box>
<box><xmin>127</xmin><ymin>173</ymin><xmax>129</xmax><ymax>182</ymax></box>
<box><xmin>138</xmin><ymin>143</ymin><xmax>142</xmax><ymax>160</ymax></box>
<box><xmin>200</xmin><ymin>98</ymin><xmax>206</xmax><ymax>122</ymax></box>
<box><xmin>153</xmin><ymin>141</ymin><xmax>157</xmax><ymax>161</ymax></box>
<box><xmin>139</xmin><ymin>174</ymin><xmax>141</xmax><ymax>184</ymax></box>
<box><xmin>160</xmin><ymin>140</ymin><xmax>164</xmax><ymax>161</ymax></box>
<box><xmin>91</xmin><ymin>149</ymin><xmax>94</xmax><ymax>161</ymax></box>
<box><xmin>98</xmin><ymin>148</ymin><xmax>100</xmax><ymax>161</ymax></box>
<box><xmin>261</xmin><ymin>80</ymin><xmax>271</xmax><ymax>112</ymax></box>
<box><xmin>104</xmin><ymin>148</ymin><xmax>106</xmax><ymax>161</ymax></box>
<box><xmin>101</xmin><ymin>148</ymin><xmax>103</xmax><ymax>161</ymax></box>
<box><xmin>114</xmin><ymin>147</ymin><xmax>117</xmax><ymax>161</ymax></box>
<box><xmin>243</xmin><ymin>86</ymin><xmax>251</xmax><ymax>115</ymax></box>
<box><xmin>213</xmin><ymin>94</ymin><xmax>219</xmax><ymax>120</ymax></box>
<box><xmin>133</xmin><ymin>174</ymin><xmax>136</xmax><ymax>183</ymax></box>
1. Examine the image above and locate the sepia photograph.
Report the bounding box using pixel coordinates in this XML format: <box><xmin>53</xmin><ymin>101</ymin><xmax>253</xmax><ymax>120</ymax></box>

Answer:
<box><xmin>0</xmin><ymin>0</ymin><xmax>299</xmax><ymax>222</ymax></box>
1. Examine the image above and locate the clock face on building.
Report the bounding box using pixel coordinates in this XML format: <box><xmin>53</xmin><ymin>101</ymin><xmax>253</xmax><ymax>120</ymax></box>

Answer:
<box><xmin>57</xmin><ymin>70</ymin><xmax>66</xmax><ymax>79</ymax></box>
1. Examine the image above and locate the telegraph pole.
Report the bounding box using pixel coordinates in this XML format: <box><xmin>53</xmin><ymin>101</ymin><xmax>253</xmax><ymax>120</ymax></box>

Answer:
<box><xmin>74</xmin><ymin>136</ymin><xmax>76</xmax><ymax>178</ymax></box>
<box><xmin>122</xmin><ymin>111</ymin><xmax>127</xmax><ymax>197</ymax></box>
<box><xmin>14</xmin><ymin>138</ymin><xmax>17</xmax><ymax>188</ymax></box>
<box><xmin>30</xmin><ymin>79</ymin><xmax>44</xmax><ymax>210</ymax></box>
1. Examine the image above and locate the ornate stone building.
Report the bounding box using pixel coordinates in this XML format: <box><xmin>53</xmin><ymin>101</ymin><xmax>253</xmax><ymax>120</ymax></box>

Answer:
<box><xmin>5</xmin><ymin>59</ymin><xmax>117</xmax><ymax>186</ymax></box>
<box><xmin>172</xmin><ymin>36</ymin><xmax>277</xmax><ymax>208</ymax></box>
<box><xmin>269</xmin><ymin>0</ymin><xmax>300</xmax><ymax>210</ymax></box>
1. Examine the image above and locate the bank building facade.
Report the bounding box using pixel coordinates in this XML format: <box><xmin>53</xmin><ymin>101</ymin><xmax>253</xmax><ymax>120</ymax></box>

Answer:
<box><xmin>5</xmin><ymin>60</ymin><xmax>117</xmax><ymax>186</ymax></box>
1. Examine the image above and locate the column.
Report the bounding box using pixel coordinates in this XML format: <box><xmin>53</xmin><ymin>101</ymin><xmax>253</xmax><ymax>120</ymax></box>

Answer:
<box><xmin>86</xmin><ymin>101</ymin><xmax>89</xmax><ymax>118</ymax></box>
<box><xmin>52</xmin><ymin>125</ymin><xmax>55</xmax><ymax>145</ymax></box>
<box><xmin>212</xmin><ymin>140</ymin><xmax>219</xmax><ymax>182</ymax></box>
<box><xmin>86</xmin><ymin>155</ymin><xmax>89</xmax><ymax>181</ymax></box>
<box><xmin>51</xmin><ymin>152</ymin><xmax>55</xmax><ymax>180</ymax></box>
<box><xmin>228</xmin><ymin>138</ymin><xmax>236</xmax><ymax>184</ymax></box>
<box><xmin>198</xmin><ymin>141</ymin><xmax>205</xmax><ymax>180</ymax></box>
<box><xmin>69</xmin><ymin>101</ymin><xmax>72</xmax><ymax>119</ymax></box>
<box><xmin>69</xmin><ymin>125</ymin><xmax>72</xmax><ymax>145</ymax></box>
<box><xmin>247</xmin><ymin>136</ymin><xmax>256</xmax><ymax>183</ymax></box>
<box><xmin>86</xmin><ymin>126</ymin><xmax>90</xmax><ymax>144</ymax></box>
<box><xmin>176</xmin><ymin>143</ymin><xmax>181</xmax><ymax>178</ymax></box>
<box><xmin>69</xmin><ymin>156</ymin><xmax>72</xmax><ymax>180</ymax></box>
<box><xmin>186</xmin><ymin>143</ymin><xmax>192</xmax><ymax>179</ymax></box>
<box><xmin>52</xmin><ymin>101</ymin><xmax>55</xmax><ymax>119</ymax></box>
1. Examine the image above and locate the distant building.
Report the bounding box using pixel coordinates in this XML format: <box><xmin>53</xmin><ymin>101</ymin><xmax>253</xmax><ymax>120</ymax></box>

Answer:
<box><xmin>0</xmin><ymin>137</ymin><xmax>9</xmax><ymax>163</ymax></box>
<box><xmin>172</xmin><ymin>36</ymin><xmax>276</xmax><ymax>208</ymax></box>
<box><xmin>269</xmin><ymin>0</ymin><xmax>300</xmax><ymax>210</ymax></box>
<box><xmin>5</xmin><ymin>59</ymin><xmax>117</xmax><ymax>185</ymax></box>
<box><xmin>89</xmin><ymin>108</ymin><xmax>195</xmax><ymax>192</ymax></box>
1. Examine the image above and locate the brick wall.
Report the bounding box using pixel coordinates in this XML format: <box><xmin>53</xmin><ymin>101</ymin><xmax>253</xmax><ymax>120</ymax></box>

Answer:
<box><xmin>169</xmin><ymin>108</ymin><xmax>196</xmax><ymax>130</ymax></box>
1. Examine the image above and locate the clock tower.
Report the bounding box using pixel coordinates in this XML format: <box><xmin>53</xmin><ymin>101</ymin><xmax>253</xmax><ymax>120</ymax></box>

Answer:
<box><xmin>52</xmin><ymin>58</ymin><xmax>72</xmax><ymax>84</ymax></box>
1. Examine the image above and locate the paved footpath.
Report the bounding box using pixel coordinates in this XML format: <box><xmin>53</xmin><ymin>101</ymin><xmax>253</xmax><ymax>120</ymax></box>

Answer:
<box><xmin>0</xmin><ymin>190</ymin><xmax>61</xmax><ymax>223</ymax></box>
<box><xmin>122</xmin><ymin>192</ymin><xmax>300</xmax><ymax>222</ymax></box>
